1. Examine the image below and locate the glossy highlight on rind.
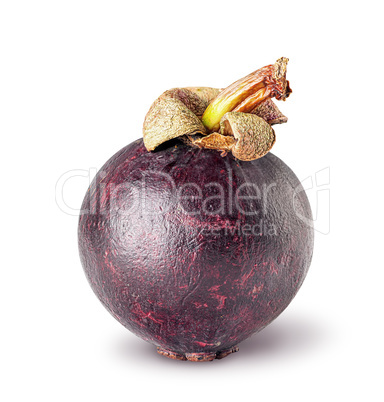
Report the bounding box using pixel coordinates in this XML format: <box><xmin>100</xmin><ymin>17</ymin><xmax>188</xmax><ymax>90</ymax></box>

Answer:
<box><xmin>78</xmin><ymin>139</ymin><xmax>314</xmax><ymax>360</ymax></box>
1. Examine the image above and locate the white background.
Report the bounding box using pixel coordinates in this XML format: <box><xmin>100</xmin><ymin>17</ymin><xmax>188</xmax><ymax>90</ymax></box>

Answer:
<box><xmin>1</xmin><ymin>1</ymin><xmax>383</xmax><ymax>401</ymax></box>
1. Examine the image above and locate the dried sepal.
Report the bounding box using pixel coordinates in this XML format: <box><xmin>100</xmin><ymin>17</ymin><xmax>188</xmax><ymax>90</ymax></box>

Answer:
<box><xmin>142</xmin><ymin>58</ymin><xmax>289</xmax><ymax>158</ymax></box>
<box><xmin>192</xmin><ymin>132</ymin><xmax>236</xmax><ymax>153</ymax></box>
<box><xmin>143</xmin><ymin>96</ymin><xmax>206</xmax><ymax>151</ymax></box>
<box><xmin>220</xmin><ymin>112</ymin><xmax>276</xmax><ymax>161</ymax></box>
<box><xmin>161</xmin><ymin>88</ymin><xmax>209</xmax><ymax>118</ymax></box>
<box><xmin>251</xmin><ymin>98</ymin><xmax>288</xmax><ymax>125</ymax></box>
<box><xmin>188</xmin><ymin>112</ymin><xmax>276</xmax><ymax>161</ymax></box>
<box><xmin>142</xmin><ymin>87</ymin><xmax>221</xmax><ymax>151</ymax></box>
<box><xmin>184</xmin><ymin>87</ymin><xmax>221</xmax><ymax>108</ymax></box>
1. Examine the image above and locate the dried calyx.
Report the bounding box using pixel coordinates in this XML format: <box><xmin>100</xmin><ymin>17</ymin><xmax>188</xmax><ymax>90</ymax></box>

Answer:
<box><xmin>143</xmin><ymin>57</ymin><xmax>291</xmax><ymax>161</ymax></box>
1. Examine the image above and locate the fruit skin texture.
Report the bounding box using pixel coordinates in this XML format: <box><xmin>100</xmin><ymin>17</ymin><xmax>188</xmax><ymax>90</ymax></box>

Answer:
<box><xmin>78</xmin><ymin>139</ymin><xmax>314</xmax><ymax>357</ymax></box>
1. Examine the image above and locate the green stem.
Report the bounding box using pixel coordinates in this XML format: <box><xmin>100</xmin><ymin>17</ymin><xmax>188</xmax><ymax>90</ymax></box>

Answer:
<box><xmin>201</xmin><ymin>57</ymin><xmax>291</xmax><ymax>132</ymax></box>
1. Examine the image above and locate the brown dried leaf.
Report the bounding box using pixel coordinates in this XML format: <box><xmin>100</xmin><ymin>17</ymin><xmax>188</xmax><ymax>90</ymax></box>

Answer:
<box><xmin>251</xmin><ymin>98</ymin><xmax>288</xmax><ymax>125</ymax></box>
<box><xmin>220</xmin><ymin>112</ymin><xmax>276</xmax><ymax>161</ymax></box>
<box><xmin>160</xmin><ymin>88</ymin><xmax>209</xmax><ymax>118</ymax></box>
<box><xmin>143</xmin><ymin>96</ymin><xmax>206</xmax><ymax>151</ymax></box>
<box><xmin>192</xmin><ymin>132</ymin><xmax>236</xmax><ymax>152</ymax></box>
<box><xmin>184</xmin><ymin>87</ymin><xmax>221</xmax><ymax>109</ymax></box>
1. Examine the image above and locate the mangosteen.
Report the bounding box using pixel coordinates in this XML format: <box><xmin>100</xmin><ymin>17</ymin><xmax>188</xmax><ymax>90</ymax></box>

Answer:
<box><xmin>78</xmin><ymin>57</ymin><xmax>314</xmax><ymax>361</ymax></box>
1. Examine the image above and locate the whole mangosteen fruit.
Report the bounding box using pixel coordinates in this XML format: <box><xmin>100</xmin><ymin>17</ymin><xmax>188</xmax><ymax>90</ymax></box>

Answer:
<box><xmin>78</xmin><ymin>58</ymin><xmax>314</xmax><ymax>361</ymax></box>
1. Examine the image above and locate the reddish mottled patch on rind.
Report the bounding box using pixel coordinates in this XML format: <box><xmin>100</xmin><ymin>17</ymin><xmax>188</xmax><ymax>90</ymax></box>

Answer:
<box><xmin>78</xmin><ymin>139</ymin><xmax>314</xmax><ymax>358</ymax></box>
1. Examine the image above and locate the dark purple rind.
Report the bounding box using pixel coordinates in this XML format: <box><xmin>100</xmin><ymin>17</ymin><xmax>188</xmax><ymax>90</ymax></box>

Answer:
<box><xmin>78</xmin><ymin>139</ymin><xmax>314</xmax><ymax>357</ymax></box>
